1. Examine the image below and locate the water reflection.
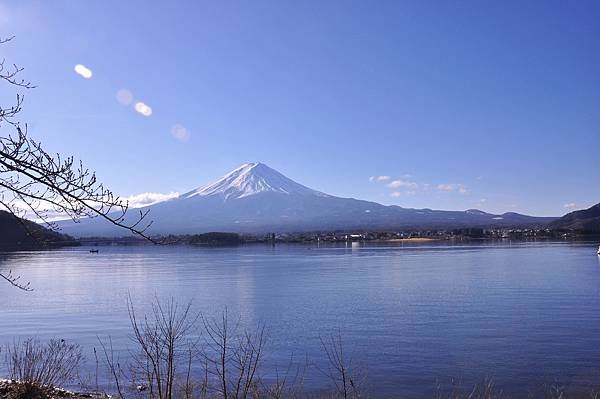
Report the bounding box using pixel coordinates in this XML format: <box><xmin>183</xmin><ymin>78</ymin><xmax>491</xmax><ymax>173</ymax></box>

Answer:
<box><xmin>1</xmin><ymin>242</ymin><xmax>600</xmax><ymax>398</ymax></box>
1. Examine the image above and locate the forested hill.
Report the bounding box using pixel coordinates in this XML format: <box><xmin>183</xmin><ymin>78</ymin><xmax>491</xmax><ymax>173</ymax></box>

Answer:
<box><xmin>548</xmin><ymin>203</ymin><xmax>600</xmax><ymax>233</ymax></box>
<box><xmin>0</xmin><ymin>210</ymin><xmax>76</xmax><ymax>248</ymax></box>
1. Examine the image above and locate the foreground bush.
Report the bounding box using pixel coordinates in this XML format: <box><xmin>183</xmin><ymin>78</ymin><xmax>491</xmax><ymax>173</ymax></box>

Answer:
<box><xmin>7</xmin><ymin>300</ymin><xmax>600</xmax><ymax>399</ymax></box>
<box><xmin>5</xmin><ymin>338</ymin><xmax>83</xmax><ymax>389</ymax></box>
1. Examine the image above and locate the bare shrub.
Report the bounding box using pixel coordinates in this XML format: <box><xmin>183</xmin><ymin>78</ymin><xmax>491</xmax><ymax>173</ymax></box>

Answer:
<box><xmin>97</xmin><ymin>336</ymin><xmax>126</xmax><ymax>399</ymax></box>
<box><xmin>99</xmin><ymin>301</ymin><xmax>269</xmax><ymax>399</ymax></box>
<box><xmin>97</xmin><ymin>297</ymin><xmax>202</xmax><ymax>399</ymax></box>
<box><xmin>434</xmin><ymin>377</ymin><xmax>505</xmax><ymax>399</ymax></box>
<box><xmin>200</xmin><ymin>309</ymin><xmax>267</xmax><ymax>399</ymax></box>
<box><xmin>317</xmin><ymin>332</ymin><xmax>363</xmax><ymax>399</ymax></box>
<box><xmin>261</xmin><ymin>354</ymin><xmax>306</xmax><ymax>399</ymax></box>
<box><xmin>5</xmin><ymin>338</ymin><xmax>83</xmax><ymax>388</ymax></box>
<box><xmin>126</xmin><ymin>297</ymin><xmax>200</xmax><ymax>399</ymax></box>
<box><xmin>173</xmin><ymin>352</ymin><xmax>209</xmax><ymax>399</ymax></box>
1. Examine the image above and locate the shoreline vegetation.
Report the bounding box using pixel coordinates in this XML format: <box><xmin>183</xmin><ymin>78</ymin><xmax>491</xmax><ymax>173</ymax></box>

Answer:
<box><xmin>2</xmin><ymin>209</ymin><xmax>600</xmax><ymax>250</ymax></box>
<box><xmin>1</xmin><ymin>229</ymin><xmax>598</xmax><ymax>251</ymax></box>
<box><xmin>2</xmin><ymin>298</ymin><xmax>599</xmax><ymax>399</ymax></box>
<box><xmin>72</xmin><ymin>228</ymin><xmax>600</xmax><ymax>248</ymax></box>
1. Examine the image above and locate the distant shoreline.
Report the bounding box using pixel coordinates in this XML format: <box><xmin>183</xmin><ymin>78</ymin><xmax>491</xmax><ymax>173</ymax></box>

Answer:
<box><xmin>375</xmin><ymin>237</ymin><xmax>441</xmax><ymax>242</ymax></box>
<box><xmin>4</xmin><ymin>231</ymin><xmax>598</xmax><ymax>251</ymax></box>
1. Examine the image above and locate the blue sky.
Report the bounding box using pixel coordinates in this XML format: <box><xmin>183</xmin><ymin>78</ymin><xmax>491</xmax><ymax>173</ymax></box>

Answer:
<box><xmin>1</xmin><ymin>0</ymin><xmax>598</xmax><ymax>216</ymax></box>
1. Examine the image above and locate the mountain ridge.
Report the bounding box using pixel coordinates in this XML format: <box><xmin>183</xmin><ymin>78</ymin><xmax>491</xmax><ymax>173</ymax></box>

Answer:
<box><xmin>59</xmin><ymin>163</ymin><xmax>558</xmax><ymax>236</ymax></box>
<box><xmin>548</xmin><ymin>203</ymin><xmax>600</xmax><ymax>233</ymax></box>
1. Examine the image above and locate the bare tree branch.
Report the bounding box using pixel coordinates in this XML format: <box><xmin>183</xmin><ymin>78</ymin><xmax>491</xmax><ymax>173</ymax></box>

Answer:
<box><xmin>317</xmin><ymin>331</ymin><xmax>364</xmax><ymax>399</ymax></box>
<box><xmin>0</xmin><ymin>36</ymin><xmax>161</xmax><ymax>288</ymax></box>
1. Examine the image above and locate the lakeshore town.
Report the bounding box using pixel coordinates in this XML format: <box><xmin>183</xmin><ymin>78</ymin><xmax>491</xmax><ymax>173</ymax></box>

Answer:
<box><xmin>256</xmin><ymin>227</ymin><xmax>585</xmax><ymax>243</ymax></box>
<box><xmin>74</xmin><ymin>227</ymin><xmax>594</xmax><ymax>247</ymax></box>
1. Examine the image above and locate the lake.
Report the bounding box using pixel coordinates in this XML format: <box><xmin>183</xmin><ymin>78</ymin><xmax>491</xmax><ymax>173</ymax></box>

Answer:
<box><xmin>1</xmin><ymin>241</ymin><xmax>600</xmax><ymax>397</ymax></box>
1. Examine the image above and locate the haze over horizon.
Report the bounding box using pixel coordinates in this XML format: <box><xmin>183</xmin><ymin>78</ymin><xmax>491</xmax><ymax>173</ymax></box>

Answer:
<box><xmin>1</xmin><ymin>1</ymin><xmax>598</xmax><ymax>217</ymax></box>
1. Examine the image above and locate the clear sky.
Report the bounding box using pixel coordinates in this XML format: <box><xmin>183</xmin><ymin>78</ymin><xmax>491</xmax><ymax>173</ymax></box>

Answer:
<box><xmin>1</xmin><ymin>0</ymin><xmax>598</xmax><ymax>216</ymax></box>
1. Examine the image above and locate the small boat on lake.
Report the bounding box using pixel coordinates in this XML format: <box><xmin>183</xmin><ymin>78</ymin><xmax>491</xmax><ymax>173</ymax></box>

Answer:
<box><xmin>89</xmin><ymin>249</ymin><xmax>99</xmax><ymax>254</ymax></box>
<box><xmin>597</xmin><ymin>245</ymin><xmax>600</xmax><ymax>255</ymax></box>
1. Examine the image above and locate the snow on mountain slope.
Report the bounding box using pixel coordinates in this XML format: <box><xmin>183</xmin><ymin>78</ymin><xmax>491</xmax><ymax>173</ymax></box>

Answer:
<box><xmin>58</xmin><ymin>162</ymin><xmax>558</xmax><ymax>236</ymax></box>
<box><xmin>183</xmin><ymin>163</ymin><xmax>330</xmax><ymax>200</ymax></box>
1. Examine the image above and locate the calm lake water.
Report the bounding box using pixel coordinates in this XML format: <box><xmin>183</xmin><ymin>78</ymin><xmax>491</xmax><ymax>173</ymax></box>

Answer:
<box><xmin>2</xmin><ymin>241</ymin><xmax>600</xmax><ymax>397</ymax></box>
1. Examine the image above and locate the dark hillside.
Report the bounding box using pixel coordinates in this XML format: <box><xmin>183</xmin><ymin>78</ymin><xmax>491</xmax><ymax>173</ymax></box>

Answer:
<box><xmin>0</xmin><ymin>210</ymin><xmax>76</xmax><ymax>248</ymax></box>
<box><xmin>548</xmin><ymin>203</ymin><xmax>600</xmax><ymax>233</ymax></box>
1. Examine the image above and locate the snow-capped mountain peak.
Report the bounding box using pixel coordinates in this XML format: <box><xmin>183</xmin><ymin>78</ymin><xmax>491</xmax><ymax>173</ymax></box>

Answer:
<box><xmin>184</xmin><ymin>162</ymin><xmax>329</xmax><ymax>200</ymax></box>
<box><xmin>59</xmin><ymin>162</ymin><xmax>557</xmax><ymax>236</ymax></box>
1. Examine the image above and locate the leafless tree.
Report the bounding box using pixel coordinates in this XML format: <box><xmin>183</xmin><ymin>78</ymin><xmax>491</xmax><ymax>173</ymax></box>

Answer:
<box><xmin>175</xmin><ymin>348</ymin><xmax>209</xmax><ymax>399</ymax></box>
<box><xmin>317</xmin><ymin>332</ymin><xmax>363</xmax><ymax>399</ymax></box>
<box><xmin>0</xmin><ymin>36</ymin><xmax>158</xmax><ymax>290</ymax></box>
<box><xmin>261</xmin><ymin>353</ymin><xmax>306</xmax><ymax>399</ymax></box>
<box><xmin>126</xmin><ymin>297</ymin><xmax>200</xmax><ymax>399</ymax></box>
<box><xmin>97</xmin><ymin>336</ymin><xmax>127</xmax><ymax>399</ymax></box>
<box><xmin>99</xmin><ymin>298</ymin><xmax>206</xmax><ymax>399</ymax></box>
<box><xmin>98</xmin><ymin>301</ymin><xmax>287</xmax><ymax>399</ymax></box>
<box><xmin>200</xmin><ymin>309</ymin><xmax>267</xmax><ymax>399</ymax></box>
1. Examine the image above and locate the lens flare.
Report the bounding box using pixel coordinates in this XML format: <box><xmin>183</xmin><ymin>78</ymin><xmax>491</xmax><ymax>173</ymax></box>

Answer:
<box><xmin>74</xmin><ymin>64</ymin><xmax>93</xmax><ymax>79</ymax></box>
<box><xmin>134</xmin><ymin>101</ymin><xmax>152</xmax><ymax>117</ymax></box>
<box><xmin>171</xmin><ymin>124</ymin><xmax>190</xmax><ymax>142</ymax></box>
<box><xmin>116</xmin><ymin>89</ymin><xmax>133</xmax><ymax>105</ymax></box>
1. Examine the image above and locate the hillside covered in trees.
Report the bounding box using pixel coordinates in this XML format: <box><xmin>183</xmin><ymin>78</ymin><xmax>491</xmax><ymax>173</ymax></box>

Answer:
<box><xmin>0</xmin><ymin>210</ymin><xmax>75</xmax><ymax>248</ymax></box>
<box><xmin>548</xmin><ymin>203</ymin><xmax>600</xmax><ymax>233</ymax></box>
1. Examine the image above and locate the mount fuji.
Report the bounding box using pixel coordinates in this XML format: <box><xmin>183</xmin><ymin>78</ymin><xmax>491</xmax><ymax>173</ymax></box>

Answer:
<box><xmin>182</xmin><ymin>162</ymin><xmax>331</xmax><ymax>200</ymax></box>
<box><xmin>60</xmin><ymin>162</ymin><xmax>556</xmax><ymax>236</ymax></box>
